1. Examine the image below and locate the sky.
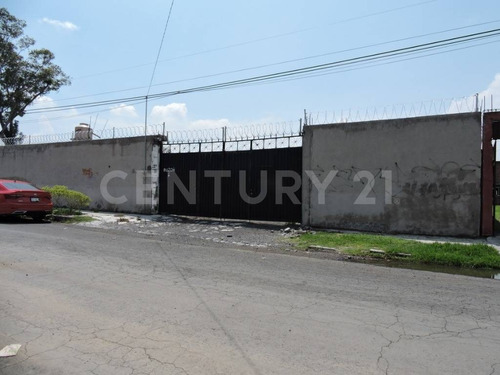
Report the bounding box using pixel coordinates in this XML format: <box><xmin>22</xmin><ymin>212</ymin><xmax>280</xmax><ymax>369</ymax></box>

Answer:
<box><xmin>4</xmin><ymin>0</ymin><xmax>500</xmax><ymax>137</ymax></box>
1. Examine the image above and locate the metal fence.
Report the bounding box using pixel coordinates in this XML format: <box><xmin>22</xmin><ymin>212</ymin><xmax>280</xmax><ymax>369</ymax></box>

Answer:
<box><xmin>0</xmin><ymin>121</ymin><xmax>303</xmax><ymax>152</ymax></box>
<box><xmin>164</xmin><ymin>122</ymin><xmax>302</xmax><ymax>153</ymax></box>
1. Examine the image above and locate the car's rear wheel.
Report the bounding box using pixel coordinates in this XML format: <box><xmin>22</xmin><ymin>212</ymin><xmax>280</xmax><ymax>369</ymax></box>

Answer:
<box><xmin>30</xmin><ymin>213</ymin><xmax>47</xmax><ymax>222</ymax></box>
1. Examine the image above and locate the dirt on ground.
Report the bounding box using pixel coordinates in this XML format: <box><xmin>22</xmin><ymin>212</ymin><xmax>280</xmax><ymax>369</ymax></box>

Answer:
<box><xmin>79</xmin><ymin>211</ymin><xmax>306</xmax><ymax>252</ymax></box>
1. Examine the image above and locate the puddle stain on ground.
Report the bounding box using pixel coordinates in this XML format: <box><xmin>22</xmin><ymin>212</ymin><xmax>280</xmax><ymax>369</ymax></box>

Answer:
<box><xmin>355</xmin><ymin>258</ymin><xmax>500</xmax><ymax>279</ymax></box>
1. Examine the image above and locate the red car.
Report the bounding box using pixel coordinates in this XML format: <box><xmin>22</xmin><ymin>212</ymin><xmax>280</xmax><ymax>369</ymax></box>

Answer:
<box><xmin>0</xmin><ymin>179</ymin><xmax>53</xmax><ymax>222</ymax></box>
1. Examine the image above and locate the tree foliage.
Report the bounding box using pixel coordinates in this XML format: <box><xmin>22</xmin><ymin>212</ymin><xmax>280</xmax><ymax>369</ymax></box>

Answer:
<box><xmin>0</xmin><ymin>7</ymin><xmax>70</xmax><ymax>139</ymax></box>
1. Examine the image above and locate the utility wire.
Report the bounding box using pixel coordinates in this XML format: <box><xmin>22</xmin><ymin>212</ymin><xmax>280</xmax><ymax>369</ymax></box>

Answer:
<box><xmin>73</xmin><ymin>0</ymin><xmax>436</xmax><ymax>81</ymax></box>
<box><xmin>21</xmin><ymin>37</ymin><xmax>500</xmax><ymax>126</ymax></box>
<box><xmin>132</xmin><ymin>28</ymin><xmax>500</xmax><ymax>97</ymax></box>
<box><xmin>26</xmin><ymin>28</ymin><xmax>500</xmax><ymax>114</ymax></box>
<box><xmin>146</xmin><ymin>0</ymin><xmax>175</xmax><ymax>96</ymax></box>
<box><xmin>228</xmin><ymin>39</ymin><xmax>500</xmax><ymax>89</ymax></box>
<box><xmin>139</xmin><ymin>0</ymin><xmax>439</xmax><ymax>67</ymax></box>
<box><xmin>45</xmin><ymin>19</ymin><xmax>500</xmax><ymax>104</ymax></box>
<box><xmin>147</xmin><ymin>20</ymin><xmax>500</xmax><ymax>90</ymax></box>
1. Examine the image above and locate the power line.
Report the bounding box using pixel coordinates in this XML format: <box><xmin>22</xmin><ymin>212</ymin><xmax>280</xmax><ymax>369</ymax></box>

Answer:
<box><xmin>146</xmin><ymin>0</ymin><xmax>175</xmax><ymax>96</ymax></box>
<box><xmin>25</xmin><ymin>28</ymin><xmax>500</xmax><ymax>115</ymax></box>
<box><xmin>72</xmin><ymin>0</ymin><xmax>437</xmax><ymax>82</ymax></box>
<box><xmin>46</xmin><ymin>19</ymin><xmax>500</xmax><ymax>104</ymax></box>
<box><xmin>27</xmin><ymin>95</ymin><xmax>145</xmax><ymax>113</ymax></box>
<box><xmin>146</xmin><ymin>20</ymin><xmax>500</xmax><ymax>90</ymax></box>
<box><xmin>147</xmin><ymin>0</ymin><xmax>439</xmax><ymax>66</ymax></box>
<box><xmin>141</xmin><ymin>28</ymin><xmax>500</xmax><ymax>97</ymax></box>
<box><xmin>22</xmin><ymin>37</ymin><xmax>500</xmax><ymax>126</ymax></box>
<box><xmin>236</xmin><ymin>39</ymin><xmax>500</xmax><ymax>89</ymax></box>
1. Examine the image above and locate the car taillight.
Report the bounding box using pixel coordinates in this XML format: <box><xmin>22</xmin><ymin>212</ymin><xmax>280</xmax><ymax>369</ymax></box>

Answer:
<box><xmin>5</xmin><ymin>194</ymin><xmax>22</xmax><ymax>200</ymax></box>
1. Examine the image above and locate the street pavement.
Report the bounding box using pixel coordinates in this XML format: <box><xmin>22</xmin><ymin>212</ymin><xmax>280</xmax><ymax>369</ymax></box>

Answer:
<box><xmin>0</xmin><ymin>220</ymin><xmax>499</xmax><ymax>374</ymax></box>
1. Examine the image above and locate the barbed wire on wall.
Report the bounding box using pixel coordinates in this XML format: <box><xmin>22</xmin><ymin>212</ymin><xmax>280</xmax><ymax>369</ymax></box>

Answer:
<box><xmin>1</xmin><ymin>132</ymin><xmax>73</xmax><ymax>146</ymax></box>
<box><xmin>166</xmin><ymin>128</ymin><xmax>224</xmax><ymax>144</ymax></box>
<box><xmin>1</xmin><ymin>94</ymin><xmax>497</xmax><ymax>148</ymax></box>
<box><xmin>225</xmin><ymin>122</ymin><xmax>301</xmax><ymax>141</ymax></box>
<box><xmin>163</xmin><ymin>121</ymin><xmax>302</xmax><ymax>152</ymax></box>
<box><xmin>0</xmin><ymin>124</ymin><xmax>165</xmax><ymax>146</ymax></box>
<box><xmin>165</xmin><ymin>121</ymin><xmax>301</xmax><ymax>143</ymax></box>
<box><xmin>0</xmin><ymin>120</ymin><xmax>302</xmax><ymax>148</ymax></box>
<box><xmin>305</xmin><ymin>94</ymin><xmax>496</xmax><ymax>125</ymax></box>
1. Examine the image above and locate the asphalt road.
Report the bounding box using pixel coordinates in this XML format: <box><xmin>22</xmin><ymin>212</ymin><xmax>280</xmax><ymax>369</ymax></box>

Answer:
<box><xmin>0</xmin><ymin>221</ymin><xmax>499</xmax><ymax>375</ymax></box>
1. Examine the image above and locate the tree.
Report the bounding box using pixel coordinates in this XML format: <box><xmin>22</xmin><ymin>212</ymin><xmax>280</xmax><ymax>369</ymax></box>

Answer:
<box><xmin>0</xmin><ymin>7</ymin><xmax>70</xmax><ymax>141</ymax></box>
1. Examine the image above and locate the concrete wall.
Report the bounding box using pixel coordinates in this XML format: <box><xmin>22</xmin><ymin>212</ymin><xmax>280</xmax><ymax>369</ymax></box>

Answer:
<box><xmin>0</xmin><ymin>136</ymin><xmax>162</xmax><ymax>214</ymax></box>
<box><xmin>302</xmin><ymin>113</ymin><xmax>482</xmax><ymax>237</ymax></box>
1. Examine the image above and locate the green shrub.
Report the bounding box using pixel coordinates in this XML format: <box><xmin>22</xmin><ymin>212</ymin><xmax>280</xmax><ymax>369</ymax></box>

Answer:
<box><xmin>42</xmin><ymin>185</ymin><xmax>91</xmax><ymax>214</ymax></box>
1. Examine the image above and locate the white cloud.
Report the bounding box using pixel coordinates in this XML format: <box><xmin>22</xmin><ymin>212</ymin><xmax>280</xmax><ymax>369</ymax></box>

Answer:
<box><xmin>150</xmin><ymin>103</ymin><xmax>188</xmax><ymax>124</ymax></box>
<box><xmin>479</xmin><ymin>73</ymin><xmax>500</xmax><ymax>111</ymax></box>
<box><xmin>448</xmin><ymin>73</ymin><xmax>500</xmax><ymax>113</ymax></box>
<box><xmin>23</xmin><ymin>96</ymin><xmax>93</xmax><ymax>136</ymax></box>
<box><xmin>22</xmin><ymin>97</ymin><xmax>141</xmax><ymax>136</ymax></box>
<box><xmin>24</xmin><ymin>96</ymin><xmax>60</xmax><ymax>136</ymax></box>
<box><xmin>110</xmin><ymin>104</ymin><xmax>138</xmax><ymax>118</ymax></box>
<box><xmin>32</xmin><ymin>96</ymin><xmax>56</xmax><ymax>109</ymax></box>
<box><xmin>41</xmin><ymin>18</ymin><xmax>79</xmax><ymax>31</ymax></box>
<box><xmin>20</xmin><ymin>100</ymin><xmax>290</xmax><ymax>142</ymax></box>
<box><xmin>150</xmin><ymin>102</ymin><xmax>232</xmax><ymax>131</ymax></box>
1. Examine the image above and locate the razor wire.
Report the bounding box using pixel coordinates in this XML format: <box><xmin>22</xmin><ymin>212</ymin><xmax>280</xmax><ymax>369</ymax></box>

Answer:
<box><xmin>0</xmin><ymin>120</ymin><xmax>301</xmax><ymax>148</ymax></box>
<box><xmin>1</xmin><ymin>95</ymin><xmax>496</xmax><ymax>148</ymax></box>
<box><xmin>163</xmin><ymin>121</ymin><xmax>302</xmax><ymax>153</ymax></box>
<box><xmin>0</xmin><ymin>123</ymin><xmax>168</xmax><ymax>147</ymax></box>
<box><xmin>305</xmin><ymin>95</ymin><xmax>494</xmax><ymax>125</ymax></box>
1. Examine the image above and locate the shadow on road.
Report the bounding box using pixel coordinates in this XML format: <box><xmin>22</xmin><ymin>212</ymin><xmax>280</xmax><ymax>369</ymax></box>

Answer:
<box><xmin>0</xmin><ymin>216</ymin><xmax>52</xmax><ymax>225</ymax></box>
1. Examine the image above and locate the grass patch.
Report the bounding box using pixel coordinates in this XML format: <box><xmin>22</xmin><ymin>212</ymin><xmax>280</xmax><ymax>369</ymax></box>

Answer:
<box><xmin>293</xmin><ymin>232</ymin><xmax>500</xmax><ymax>269</ymax></box>
<box><xmin>53</xmin><ymin>208</ymin><xmax>84</xmax><ymax>216</ymax></box>
<box><xmin>50</xmin><ymin>211</ymin><xmax>94</xmax><ymax>224</ymax></box>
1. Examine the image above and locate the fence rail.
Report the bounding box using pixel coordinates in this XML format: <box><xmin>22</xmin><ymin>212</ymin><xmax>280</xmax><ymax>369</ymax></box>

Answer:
<box><xmin>164</xmin><ymin>122</ymin><xmax>302</xmax><ymax>153</ymax></box>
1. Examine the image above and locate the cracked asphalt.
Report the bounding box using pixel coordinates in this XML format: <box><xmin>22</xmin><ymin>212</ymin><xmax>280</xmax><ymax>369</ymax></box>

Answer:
<box><xmin>1</xmin><ymin>217</ymin><xmax>499</xmax><ymax>374</ymax></box>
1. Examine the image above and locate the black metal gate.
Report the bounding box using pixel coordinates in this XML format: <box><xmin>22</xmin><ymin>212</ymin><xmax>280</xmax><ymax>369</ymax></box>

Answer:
<box><xmin>159</xmin><ymin>127</ymin><xmax>302</xmax><ymax>222</ymax></box>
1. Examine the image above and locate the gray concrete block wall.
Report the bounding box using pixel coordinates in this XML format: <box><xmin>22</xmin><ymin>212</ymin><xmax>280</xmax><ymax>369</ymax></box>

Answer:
<box><xmin>302</xmin><ymin>113</ymin><xmax>482</xmax><ymax>237</ymax></box>
<box><xmin>0</xmin><ymin>136</ymin><xmax>161</xmax><ymax>214</ymax></box>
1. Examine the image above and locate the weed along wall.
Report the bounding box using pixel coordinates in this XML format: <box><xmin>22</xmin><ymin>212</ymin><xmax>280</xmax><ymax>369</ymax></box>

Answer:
<box><xmin>302</xmin><ymin>112</ymin><xmax>482</xmax><ymax>237</ymax></box>
<box><xmin>0</xmin><ymin>136</ymin><xmax>162</xmax><ymax>214</ymax></box>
